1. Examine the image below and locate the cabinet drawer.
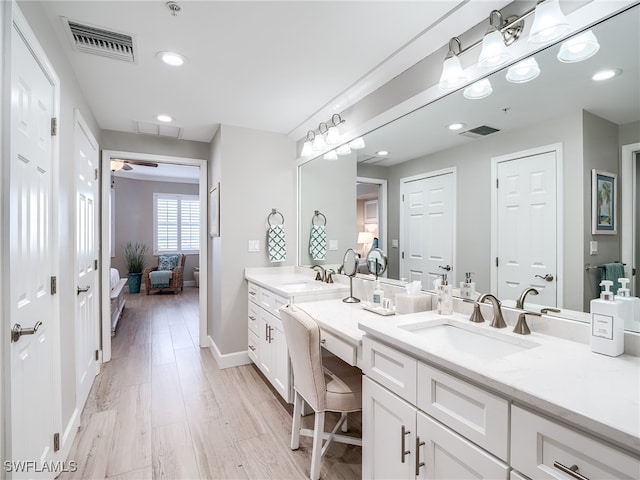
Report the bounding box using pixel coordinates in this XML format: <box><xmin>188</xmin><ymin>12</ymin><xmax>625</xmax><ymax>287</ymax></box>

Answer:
<box><xmin>417</xmin><ymin>362</ymin><xmax>509</xmax><ymax>461</ymax></box>
<box><xmin>260</xmin><ymin>288</ymin><xmax>288</xmax><ymax>316</ymax></box>
<box><xmin>248</xmin><ymin>330</ymin><xmax>259</xmax><ymax>363</ymax></box>
<box><xmin>363</xmin><ymin>337</ymin><xmax>417</xmax><ymax>404</ymax></box>
<box><xmin>511</xmin><ymin>405</ymin><xmax>640</xmax><ymax>480</ymax></box>
<box><xmin>321</xmin><ymin>329</ymin><xmax>357</xmax><ymax>366</ymax></box>
<box><xmin>248</xmin><ymin>302</ymin><xmax>259</xmax><ymax>334</ymax></box>
<box><xmin>247</xmin><ymin>282</ymin><xmax>260</xmax><ymax>305</ymax></box>
<box><xmin>417</xmin><ymin>411</ymin><xmax>509</xmax><ymax>480</ymax></box>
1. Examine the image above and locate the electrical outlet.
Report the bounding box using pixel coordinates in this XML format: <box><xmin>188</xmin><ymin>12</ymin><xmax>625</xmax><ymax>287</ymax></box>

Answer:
<box><xmin>392</xmin><ymin>239</ymin><xmax>399</xmax><ymax>248</ymax></box>
<box><xmin>590</xmin><ymin>241</ymin><xmax>598</xmax><ymax>255</ymax></box>
<box><xmin>248</xmin><ymin>240</ymin><xmax>260</xmax><ymax>252</ymax></box>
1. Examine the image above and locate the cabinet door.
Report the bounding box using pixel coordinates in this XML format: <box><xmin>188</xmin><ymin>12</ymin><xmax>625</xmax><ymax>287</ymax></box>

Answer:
<box><xmin>363</xmin><ymin>376</ymin><xmax>417</xmax><ymax>479</ymax></box>
<box><xmin>270</xmin><ymin>320</ymin><xmax>292</xmax><ymax>403</ymax></box>
<box><xmin>258</xmin><ymin>313</ymin><xmax>273</xmax><ymax>378</ymax></box>
<box><xmin>416</xmin><ymin>411</ymin><xmax>509</xmax><ymax>480</ymax></box>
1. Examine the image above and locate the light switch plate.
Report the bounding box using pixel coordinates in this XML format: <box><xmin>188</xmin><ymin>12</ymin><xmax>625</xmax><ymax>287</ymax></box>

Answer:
<box><xmin>329</xmin><ymin>240</ymin><xmax>339</xmax><ymax>251</ymax></box>
<box><xmin>248</xmin><ymin>240</ymin><xmax>260</xmax><ymax>252</ymax></box>
<box><xmin>590</xmin><ymin>241</ymin><xmax>598</xmax><ymax>255</ymax></box>
<box><xmin>392</xmin><ymin>239</ymin><xmax>399</xmax><ymax>248</ymax></box>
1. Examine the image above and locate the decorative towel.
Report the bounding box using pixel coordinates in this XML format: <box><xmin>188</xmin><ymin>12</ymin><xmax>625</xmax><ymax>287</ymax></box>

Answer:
<box><xmin>268</xmin><ymin>224</ymin><xmax>287</xmax><ymax>263</ymax></box>
<box><xmin>149</xmin><ymin>270</ymin><xmax>172</xmax><ymax>288</ymax></box>
<box><xmin>309</xmin><ymin>225</ymin><xmax>327</xmax><ymax>261</ymax></box>
<box><xmin>600</xmin><ymin>263</ymin><xmax>626</xmax><ymax>293</ymax></box>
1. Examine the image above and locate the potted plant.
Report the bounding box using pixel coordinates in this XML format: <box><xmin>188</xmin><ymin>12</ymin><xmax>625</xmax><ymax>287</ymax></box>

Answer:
<box><xmin>123</xmin><ymin>241</ymin><xmax>149</xmax><ymax>294</ymax></box>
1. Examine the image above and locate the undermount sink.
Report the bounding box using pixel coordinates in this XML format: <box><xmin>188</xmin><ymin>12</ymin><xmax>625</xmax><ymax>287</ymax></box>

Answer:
<box><xmin>399</xmin><ymin>320</ymin><xmax>538</xmax><ymax>360</ymax></box>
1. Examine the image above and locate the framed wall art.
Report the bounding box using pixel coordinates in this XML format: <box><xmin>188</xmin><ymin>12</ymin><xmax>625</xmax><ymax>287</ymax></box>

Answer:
<box><xmin>591</xmin><ymin>169</ymin><xmax>617</xmax><ymax>235</ymax></box>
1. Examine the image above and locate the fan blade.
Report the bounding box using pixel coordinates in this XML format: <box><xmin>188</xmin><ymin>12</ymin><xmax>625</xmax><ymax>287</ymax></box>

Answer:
<box><xmin>125</xmin><ymin>160</ymin><xmax>158</xmax><ymax>168</ymax></box>
<box><xmin>122</xmin><ymin>163</ymin><xmax>133</xmax><ymax>171</ymax></box>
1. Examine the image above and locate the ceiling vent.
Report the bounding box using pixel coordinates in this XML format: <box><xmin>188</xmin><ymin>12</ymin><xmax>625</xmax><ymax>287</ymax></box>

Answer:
<box><xmin>62</xmin><ymin>17</ymin><xmax>136</xmax><ymax>63</ymax></box>
<box><xmin>357</xmin><ymin>154</ymin><xmax>387</xmax><ymax>165</ymax></box>
<box><xmin>460</xmin><ymin>125</ymin><xmax>501</xmax><ymax>139</ymax></box>
<box><xmin>136</xmin><ymin>121</ymin><xmax>183</xmax><ymax>139</ymax></box>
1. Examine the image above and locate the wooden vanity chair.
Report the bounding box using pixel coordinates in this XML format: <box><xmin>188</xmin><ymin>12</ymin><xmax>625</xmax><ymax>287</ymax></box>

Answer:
<box><xmin>279</xmin><ymin>304</ymin><xmax>362</xmax><ymax>480</ymax></box>
<box><xmin>143</xmin><ymin>253</ymin><xmax>186</xmax><ymax>295</ymax></box>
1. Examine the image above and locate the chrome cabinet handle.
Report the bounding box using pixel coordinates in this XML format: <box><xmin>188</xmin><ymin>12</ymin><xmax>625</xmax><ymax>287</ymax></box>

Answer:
<box><xmin>265</xmin><ymin>323</ymin><xmax>269</xmax><ymax>341</ymax></box>
<box><xmin>553</xmin><ymin>461</ymin><xmax>590</xmax><ymax>480</ymax></box>
<box><xmin>401</xmin><ymin>425</ymin><xmax>411</xmax><ymax>463</ymax></box>
<box><xmin>268</xmin><ymin>326</ymin><xmax>274</xmax><ymax>343</ymax></box>
<box><xmin>320</xmin><ymin>338</ymin><xmax>326</xmax><ymax>345</ymax></box>
<box><xmin>535</xmin><ymin>274</ymin><xmax>554</xmax><ymax>282</ymax></box>
<box><xmin>77</xmin><ymin>285</ymin><xmax>91</xmax><ymax>295</ymax></box>
<box><xmin>248</xmin><ymin>345</ymin><xmax>256</xmax><ymax>352</ymax></box>
<box><xmin>248</xmin><ymin>315</ymin><xmax>256</xmax><ymax>321</ymax></box>
<box><xmin>11</xmin><ymin>321</ymin><xmax>43</xmax><ymax>342</ymax></box>
<box><xmin>249</xmin><ymin>290</ymin><xmax>257</xmax><ymax>296</ymax></box>
<box><xmin>415</xmin><ymin>436</ymin><xmax>426</xmax><ymax>475</ymax></box>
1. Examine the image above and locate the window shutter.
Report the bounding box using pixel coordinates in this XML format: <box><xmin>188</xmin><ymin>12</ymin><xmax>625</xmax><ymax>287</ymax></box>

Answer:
<box><xmin>156</xmin><ymin>197</ymin><xmax>178</xmax><ymax>251</ymax></box>
<box><xmin>181</xmin><ymin>199</ymin><xmax>200</xmax><ymax>251</ymax></box>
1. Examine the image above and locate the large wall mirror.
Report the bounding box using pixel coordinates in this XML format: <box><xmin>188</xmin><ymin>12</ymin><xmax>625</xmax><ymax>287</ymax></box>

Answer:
<box><xmin>298</xmin><ymin>5</ymin><xmax>640</xmax><ymax>331</ymax></box>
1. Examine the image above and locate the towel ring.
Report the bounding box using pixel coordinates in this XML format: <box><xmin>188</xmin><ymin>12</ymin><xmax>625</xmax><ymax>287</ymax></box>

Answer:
<box><xmin>268</xmin><ymin>209</ymin><xmax>285</xmax><ymax>226</ymax></box>
<box><xmin>312</xmin><ymin>210</ymin><xmax>326</xmax><ymax>226</ymax></box>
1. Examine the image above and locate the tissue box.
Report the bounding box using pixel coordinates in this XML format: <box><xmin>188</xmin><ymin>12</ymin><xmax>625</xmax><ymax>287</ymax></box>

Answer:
<box><xmin>395</xmin><ymin>294</ymin><xmax>430</xmax><ymax>314</ymax></box>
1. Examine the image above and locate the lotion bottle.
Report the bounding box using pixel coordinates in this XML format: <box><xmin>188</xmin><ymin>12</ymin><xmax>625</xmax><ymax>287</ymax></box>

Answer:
<box><xmin>372</xmin><ymin>280</ymin><xmax>384</xmax><ymax>306</ymax></box>
<box><xmin>616</xmin><ymin>278</ymin><xmax>640</xmax><ymax>331</ymax></box>
<box><xmin>460</xmin><ymin>272</ymin><xmax>476</xmax><ymax>300</ymax></box>
<box><xmin>590</xmin><ymin>280</ymin><xmax>624</xmax><ymax>356</ymax></box>
<box><xmin>437</xmin><ymin>274</ymin><xmax>453</xmax><ymax>315</ymax></box>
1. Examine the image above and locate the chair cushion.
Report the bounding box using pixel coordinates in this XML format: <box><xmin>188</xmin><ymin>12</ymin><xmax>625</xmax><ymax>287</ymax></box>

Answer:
<box><xmin>323</xmin><ymin>357</ymin><xmax>362</xmax><ymax>413</ymax></box>
<box><xmin>158</xmin><ymin>254</ymin><xmax>180</xmax><ymax>271</ymax></box>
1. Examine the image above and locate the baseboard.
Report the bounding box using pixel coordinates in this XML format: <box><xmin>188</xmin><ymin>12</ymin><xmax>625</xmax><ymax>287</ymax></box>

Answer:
<box><xmin>184</xmin><ymin>280</ymin><xmax>196</xmax><ymax>287</ymax></box>
<box><xmin>59</xmin><ymin>406</ymin><xmax>80</xmax><ymax>461</ymax></box>
<box><xmin>208</xmin><ymin>335</ymin><xmax>251</xmax><ymax>369</ymax></box>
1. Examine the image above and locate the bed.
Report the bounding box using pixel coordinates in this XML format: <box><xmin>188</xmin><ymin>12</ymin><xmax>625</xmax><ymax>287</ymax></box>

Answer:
<box><xmin>110</xmin><ymin>268</ymin><xmax>127</xmax><ymax>336</ymax></box>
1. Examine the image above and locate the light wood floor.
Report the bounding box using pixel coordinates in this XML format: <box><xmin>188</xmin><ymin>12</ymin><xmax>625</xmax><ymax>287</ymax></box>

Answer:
<box><xmin>60</xmin><ymin>287</ymin><xmax>362</xmax><ymax>480</ymax></box>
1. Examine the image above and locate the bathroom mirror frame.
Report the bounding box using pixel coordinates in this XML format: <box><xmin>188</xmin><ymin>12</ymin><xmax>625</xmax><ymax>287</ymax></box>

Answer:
<box><xmin>297</xmin><ymin>4</ymin><xmax>640</xmax><ymax>330</ymax></box>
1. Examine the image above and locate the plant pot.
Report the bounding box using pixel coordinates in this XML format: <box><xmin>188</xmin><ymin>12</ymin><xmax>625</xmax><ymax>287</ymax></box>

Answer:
<box><xmin>128</xmin><ymin>272</ymin><xmax>143</xmax><ymax>294</ymax></box>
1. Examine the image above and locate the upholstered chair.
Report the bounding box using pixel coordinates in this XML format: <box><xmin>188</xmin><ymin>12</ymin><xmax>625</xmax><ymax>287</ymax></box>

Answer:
<box><xmin>143</xmin><ymin>253</ymin><xmax>186</xmax><ymax>294</ymax></box>
<box><xmin>279</xmin><ymin>304</ymin><xmax>362</xmax><ymax>480</ymax></box>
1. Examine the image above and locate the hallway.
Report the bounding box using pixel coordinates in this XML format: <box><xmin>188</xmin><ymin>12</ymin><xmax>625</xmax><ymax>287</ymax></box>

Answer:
<box><xmin>61</xmin><ymin>288</ymin><xmax>361</xmax><ymax>479</ymax></box>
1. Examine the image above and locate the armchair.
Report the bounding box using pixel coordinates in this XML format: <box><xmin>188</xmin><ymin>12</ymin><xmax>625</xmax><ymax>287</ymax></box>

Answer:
<box><xmin>143</xmin><ymin>253</ymin><xmax>186</xmax><ymax>295</ymax></box>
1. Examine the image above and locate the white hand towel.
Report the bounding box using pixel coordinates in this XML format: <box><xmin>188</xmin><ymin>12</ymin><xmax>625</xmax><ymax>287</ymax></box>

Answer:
<box><xmin>309</xmin><ymin>225</ymin><xmax>327</xmax><ymax>261</ymax></box>
<box><xmin>268</xmin><ymin>224</ymin><xmax>287</xmax><ymax>262</ymax></box>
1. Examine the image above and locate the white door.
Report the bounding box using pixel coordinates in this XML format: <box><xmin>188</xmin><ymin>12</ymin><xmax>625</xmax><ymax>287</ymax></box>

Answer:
<box><xmin>401</xmin><ymin>171</ymin><xmax>455</xmax><ymax>289</ymax></box>
<box><xmin>496</xmin><ymin>151</ymin><xmax>557</xmax><ymax>307</ymax></box>
<box><xmin>74</xmin><ymin>111</ymin><xmax>100</xmax><ymax>409</ymax></box>
<box><xmin>8</xmin><ymin>14</ymin><xmax>59</xmax><ymax>476</ymax></box>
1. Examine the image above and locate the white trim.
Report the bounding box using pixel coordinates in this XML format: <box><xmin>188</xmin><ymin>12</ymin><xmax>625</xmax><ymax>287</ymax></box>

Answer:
<box><xmin>399</xmin><ymin>167</ymin><xmax>457</xmax><ymax>285</ymax></box>
<box><xmin>208</xmin><ymin>335</ymin><xmax>251</xmax><ymax>369</ymax></box>
<box><xmin>357</xmin><ymin>176</ymin><xmax>388</xmax><ymax>256</ymax></box>
<box><xmin>621</xmin><ymin>143</ymin><xmax>640</xmax><ymax>296</ymax></box>
<box><xmin>59</xmin><ymin>406</ymin><xmax>80</xmax><ymax>461</ymax></box>
<box><xmin>101</xmin><ymin>150</ymin><xmax>209</xmax><ymax>360</ymax></box>
<box><xmin>490</xmin><ymin>143</ymin><xmax>564</xmax><ymax>308</ymax></box>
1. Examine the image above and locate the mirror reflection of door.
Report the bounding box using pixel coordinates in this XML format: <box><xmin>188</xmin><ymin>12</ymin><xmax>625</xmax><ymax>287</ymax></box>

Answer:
<box><xmin>493</xmin><ymin>146</ymin><xmax>559</xmax><ymax>307</ymax></box>
<box><xmin>357</xmin><ymin>178</ymin><xmax>386</xmax><ymax>258</ymax></box>
<box><xmin>400</xmin><ymin>169</ymin><xmax>456</xmax><ymax>290</ymax></box>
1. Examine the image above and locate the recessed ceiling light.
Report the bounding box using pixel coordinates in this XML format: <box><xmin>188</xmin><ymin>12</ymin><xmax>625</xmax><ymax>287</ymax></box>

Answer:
<box><xmin>156</xmin><ymin>114</ymin><xmax>173</xmax><ymax>123</ymax></box>
<box><xmin>157</xmin><ymin>51</ymin><xmax>188</xmax><ymax>67</ymax></box>
<box><xmin>376</xmin><ymin>150</ymin><xmax>389</xmax><ymax>156</ymax></box>
<box><xmin>591</xmin><ymin>68</ymin><xmax>622</xmax><ymax>82</ymax></box>
<box><xmin>448</xmin><ymin>123</ymin><xmax>465</xmax><ymax>131</ymax></box>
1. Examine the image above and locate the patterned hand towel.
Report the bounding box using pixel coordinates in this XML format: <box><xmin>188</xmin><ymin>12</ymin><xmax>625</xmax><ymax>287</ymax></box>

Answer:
<box><xmin>601</xmin><ymin>262</ymin><xmax>626</xmax><ymax>293</ymax></box>
<box><xmin>268</xmin><ymin>224</ymin><xmax>287</xmax><ymax>263</ymax></box>
<box><xmin>309</xmin><ymin>225</ymin><xmax>327</xmax><ymax>261</ymax></box>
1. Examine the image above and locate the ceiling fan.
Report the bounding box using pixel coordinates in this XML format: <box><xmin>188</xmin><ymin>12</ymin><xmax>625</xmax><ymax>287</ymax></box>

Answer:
<box><xmin>110</xmin><ymin>158</ymin><xmax>158</xmax><ymax>172</ymax></box>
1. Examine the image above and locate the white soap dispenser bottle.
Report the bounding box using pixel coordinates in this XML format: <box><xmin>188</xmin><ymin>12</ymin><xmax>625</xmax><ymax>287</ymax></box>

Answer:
<box><xmin>372</xmin><ymin>280</ymin><xmax>383</xmax><ymax>306</ymax></box>
<box><xmin>590</xmin><ymin>280</ymin><xmax>624</xmax><ymax>356</ymax></box>
<box><xmin>460</xmin><ymin>272</ymin><xmax>476</xmax><ymax>300</ymax></box>
<box><xmin>616</xmin><ymin>278</ymin><xmax>640</xmax><ymax>331</ymax></box>
<box><xmin>437</xmin><ymin>274</ymin><xmax>453</xmax><ymax>315</ymax></box>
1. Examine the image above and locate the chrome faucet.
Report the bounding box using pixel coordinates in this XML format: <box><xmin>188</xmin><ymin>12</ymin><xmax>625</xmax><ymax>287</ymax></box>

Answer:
<box><xmin>476</xmin><ymin>293</ymin><xmax>507</xmax><ymax>328</ymax></box>
<box><xmin>311</xmin><ymin>265</ymin><xmax>326</xmax><ymax>282</ymax></box>
<box><xmin>516</xmin><ymin>287</ymin><xmax>539</xmax><ymax>310</ymax></box>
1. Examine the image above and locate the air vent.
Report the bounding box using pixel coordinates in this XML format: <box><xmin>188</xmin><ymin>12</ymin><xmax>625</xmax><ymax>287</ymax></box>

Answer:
<box><xmin>357</xmin><ymin>154</ymin><xmax>387</xmax><ymax>165</ymax></box>
<box><xmin>460</xmin><ymin>125</ymin><xmax>501</xmax><ymax>139</ymax></box>
<box><xmin>62</xmin><ymin>17</ymin><xmax>136</xmax><ymax>63</ymax></box>
<box><xmin>136</xmin><ymin>121</ymin><xmax>183</xmax><ymax>139</ymax></box>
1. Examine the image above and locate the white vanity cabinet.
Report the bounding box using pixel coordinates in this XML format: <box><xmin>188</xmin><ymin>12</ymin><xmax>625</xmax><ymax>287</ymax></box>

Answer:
<box><xmin>363</xmin><ymin>337</ymin><xmax>509</xmax><ymax>479</ymax></box>
<box><xmin>247</xmin><ymin>282</ymin><xmax>292</xmax><ymax>403</ymax></box>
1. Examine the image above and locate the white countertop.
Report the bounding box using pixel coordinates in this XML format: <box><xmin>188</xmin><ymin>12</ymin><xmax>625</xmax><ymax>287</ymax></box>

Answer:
<box><xmin>245</xmin><ymin>266</ymin><xmax>349</xmax><ymax>298</ymax></box>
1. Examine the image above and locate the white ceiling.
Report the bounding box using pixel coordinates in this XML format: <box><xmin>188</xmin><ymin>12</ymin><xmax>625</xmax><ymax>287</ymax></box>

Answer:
<box><xmin>39</xmin><ymin>0</ymin><xmax>509</xmax><ymax>144</ymax></box>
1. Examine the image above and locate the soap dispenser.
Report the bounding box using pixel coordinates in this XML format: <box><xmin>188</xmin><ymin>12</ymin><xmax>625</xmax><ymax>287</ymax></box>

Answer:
<box><xmin>616</xmin><ymin>278</ymin><xmax>640</xmax><ymax>331</ymax></box>
<box><xmin>460</xmin><ymin>272</ymin><xmax>476</xmax><ymax>300</ymax></box>
<box><xmin>372</xmin><ymin>280</ymin><xmax>384</xmax><ymax>306</ymax></box>
<box><xmin>437</xmin><ymin>274</ymin><xmax>453</xmax><ymax>315</ymax></box>
<box><xmin>590</xmin><ymin>280</ymin><xmax>624</xmax><ymax>356</ymax></box>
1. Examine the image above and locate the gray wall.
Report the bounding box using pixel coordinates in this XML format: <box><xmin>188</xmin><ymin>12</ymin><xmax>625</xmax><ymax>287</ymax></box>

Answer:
<box><xmin>16</xmin><ymin>0</ymin><xmax>102</xmax><ymax>452</ymax></box>
<box><xmin>208</xmin><ymin>125</ymin><xmax>296</xmax><ymax>357</ymax></box>
<box><xmin>111</xmin><ymin>177</ymin><xmax>200</xmax><ymax>282</ymax></box>
<box><xmin>101</xmin><ymin>129</ymin><xmax>210</xmax><ymax>160</ymax></box>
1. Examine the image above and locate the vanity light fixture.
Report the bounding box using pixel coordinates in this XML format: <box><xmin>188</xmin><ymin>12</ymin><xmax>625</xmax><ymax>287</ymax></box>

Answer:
<box><xmin>336</xmin><ymin>143</ymin><xmax>352</xmax><ymax>156</ymax></box>
<box><xmin>463</xmin><ymin>78</ymin><xmax>493</xmax><ymax>99</ymax></box>
<box><xmin>312</xmin><ymin>127</ymin><xmax>327</xmax><ymax>151</ymax></box>
<box><xmin>439</xmin><ymin>37</ymin><xmax>467</xmax><ymax>90</ymax></box>
<box><xmin>301</xmin><ymin>131</ymin><xmax>315</xmax><ymax>157</ymax></box>
<box><xmin>506</xmin><ymin>57</ymin><xmax>541</xmax><ymax>83</ymax></box>
<box><xmin>557</xmin><ymin>30</ymin><xmax>600</xmax><ymax>63</ymax></box>
<box><xmin>323</xmin><ymin>150</ymin><xmax>338</xmax><ymax>161</ymax></box>
<box><xmin>156</xmin><ymin>114</ymin><xmax>173</xmax><ymax>122</ymax></box>
<box><xmin>478</xmin><ymin>11</ymin><xmax>521</xmax><ymax>68</ymax></box>
<box><xmin>528</xmin><ymin>0</ymin><xmax>570</xmax><ymax>45</ymax></box>
<box><xmin>157</xmin><ymin>51</ymin><xmax>187</xmax><ymax>67</ymax></box>
<box><xmin>447</xmin><ymin>122</ymin><xmax>466</xmax><ymax>131</ymax></box>
<box><xmin>591</xmin><ymin>68</ymin><xmax>622</xmax><ymax>82</ymax></box>
<box><xmin>325</xmin><ymin>114</ymin><xmax>345</xmax><ymax>146</ymax></box>
<box><xmin>349</xmin><ymin>137</ymin><xmax>366</xmax><ymax>150</ymax></box>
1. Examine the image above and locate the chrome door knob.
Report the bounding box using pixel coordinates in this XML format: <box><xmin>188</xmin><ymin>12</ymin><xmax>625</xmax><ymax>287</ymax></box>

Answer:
<box><xmin>77</xmin><ymin>285</ymin><xmax>91</xmax><ymax>295</ymax></box>
<box><xmin>535</xmin><ymin>274</ymin><xmax>554</xmax><ymax>282</ymax></box>
<box><xmin>11</xmin><ymin>321</ymin><xmax>43</xmax><ymax>342</ymax></box>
